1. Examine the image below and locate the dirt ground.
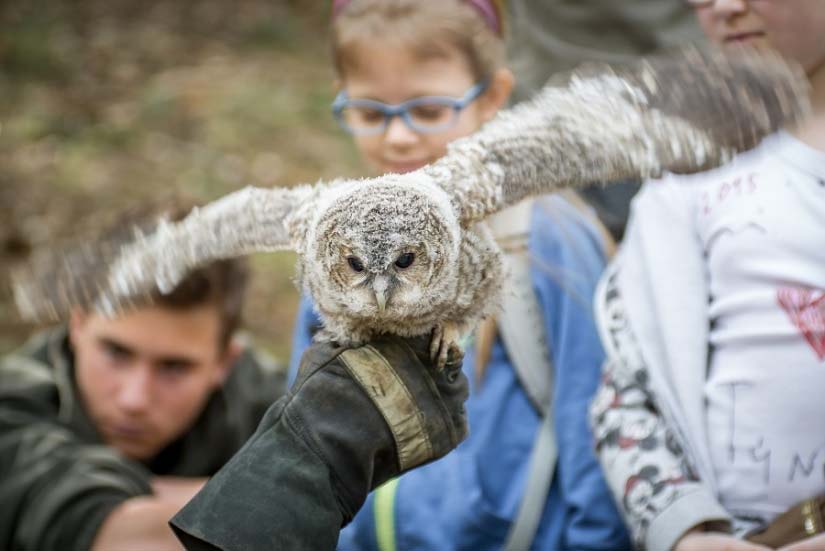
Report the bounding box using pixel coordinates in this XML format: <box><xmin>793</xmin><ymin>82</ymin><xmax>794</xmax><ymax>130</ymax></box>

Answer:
<box><xmin>0</xmin><ymin>0</ymin><xmax>363</xmax><ymax>361</ymax></box>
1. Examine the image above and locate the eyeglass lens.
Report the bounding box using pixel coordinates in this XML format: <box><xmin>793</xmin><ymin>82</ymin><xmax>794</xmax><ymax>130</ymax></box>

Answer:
<box><xmin>340</xmin><ymin>102</ymin><xmax>458</xmax><ymax>133</ymax></box>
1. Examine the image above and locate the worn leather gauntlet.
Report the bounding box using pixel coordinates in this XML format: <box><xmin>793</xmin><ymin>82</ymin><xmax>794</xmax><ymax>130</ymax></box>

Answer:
<box><xmin>170</xmin><ymin>334</ymin><xmax>468</xmax><ymax>550</ymax></box>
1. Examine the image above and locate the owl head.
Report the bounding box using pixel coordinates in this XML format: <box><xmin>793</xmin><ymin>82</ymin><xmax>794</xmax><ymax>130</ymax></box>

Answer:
<box><xmin>300</xmin><ymin>174</ymin><xmax>461</xmax><ymax>328</ymax></box>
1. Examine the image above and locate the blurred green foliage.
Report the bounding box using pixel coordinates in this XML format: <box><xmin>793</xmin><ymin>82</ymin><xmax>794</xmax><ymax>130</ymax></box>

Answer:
<box><xmin>0</xmin><ymin>0</ymin><xmax>364</xmax><ymax>361</ymax></box>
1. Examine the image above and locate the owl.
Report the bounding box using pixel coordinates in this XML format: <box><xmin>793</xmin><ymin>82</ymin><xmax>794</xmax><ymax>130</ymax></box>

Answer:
<box><xmin>13</xmin><ymin>46</ymin><xmax>810</xmax><ymax>366</ymax></box>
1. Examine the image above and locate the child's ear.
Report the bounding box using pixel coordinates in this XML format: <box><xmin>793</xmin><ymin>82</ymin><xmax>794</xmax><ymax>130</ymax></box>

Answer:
<box><xmin>479</xmin><ymin>67</ymin><xmax>514</xmax><ymax>123</ymax></box>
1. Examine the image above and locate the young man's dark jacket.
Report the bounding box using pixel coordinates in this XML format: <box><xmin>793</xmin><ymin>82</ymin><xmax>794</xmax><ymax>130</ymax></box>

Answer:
<box><xmin>0</xmin><ymin>327</ymin><xmax>286</xmax><ymax>551</ymax></box>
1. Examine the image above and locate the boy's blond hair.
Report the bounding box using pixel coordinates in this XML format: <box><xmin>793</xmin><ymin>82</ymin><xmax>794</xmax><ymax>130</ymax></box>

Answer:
<box><xmin>332</xmin><ymin>0</ymin><xmax>506</xmax><ymax>81</ymax></box>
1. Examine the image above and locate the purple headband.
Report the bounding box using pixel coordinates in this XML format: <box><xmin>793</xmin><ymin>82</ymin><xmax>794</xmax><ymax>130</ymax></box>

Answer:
<box><xmin>331</xmin><ymin>0</ymin><xmax>502</xmax><ymax>35</ymax></box>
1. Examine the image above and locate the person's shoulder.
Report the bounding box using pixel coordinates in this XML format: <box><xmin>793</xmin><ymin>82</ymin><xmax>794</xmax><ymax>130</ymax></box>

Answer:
<box><xmin>531</xmin><ymin>193</ymin><xmax>594</xmax><ymax>238</ymax></box>
<box><xmin>0</xmin><ymin>328</ymin><xmax>71</xmax><ymax>432</ymax></box>
<box><xmin>0</xmin><ymin>327</ymin><xmax>65</xmax><ymax>391</ymax></box>
<box><xmin>227</xmin><ymin>336</ymin><xmax>288</xmax><ymax>400</ymax></box>
<box><xmin>529</xmin><ymin>193</ymin><xmax>606</xmax><ymax>266</ymax></box>
<box><xmin>214</xmin><ymin>339</ymin><xmax>290</xmax><ymax>442</ymax></box>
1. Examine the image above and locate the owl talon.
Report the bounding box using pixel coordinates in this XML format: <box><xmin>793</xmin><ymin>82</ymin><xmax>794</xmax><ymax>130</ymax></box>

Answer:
<box><xmin>437</xmin><ymin>342</ymin><xmax>449</xmax><ymax>371</ymax></box>
<box><xmin>430</xmin><ymin>325</ymin><xmax>443</xmax><ymax>363</ymax></box>
<box><xmin>430</xmin><ymin>323</ymin><xmax>462</xmax><ymax>370</ymax></box>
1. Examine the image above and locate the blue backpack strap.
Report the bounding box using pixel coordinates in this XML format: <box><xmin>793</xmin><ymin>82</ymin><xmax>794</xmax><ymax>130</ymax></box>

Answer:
<box><xmin>489</xmin><ymin>200</ymin><xmax>557</xmax><ymax>550</ymax></box>
<box><xmin>496</xmin><ymin>246</ymin><xmax>554</xmax><ymax>417</ymax></box>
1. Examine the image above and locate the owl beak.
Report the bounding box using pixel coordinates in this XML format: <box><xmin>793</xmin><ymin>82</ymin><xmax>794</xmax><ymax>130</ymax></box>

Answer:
<box><xmin>373</xmin><ymin>274</ymin><xmax>390</xmax><ymax>312</ymax></box>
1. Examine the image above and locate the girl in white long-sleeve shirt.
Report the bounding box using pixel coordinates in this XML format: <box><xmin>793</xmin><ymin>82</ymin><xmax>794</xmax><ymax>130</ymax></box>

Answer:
<box><xmin>590</xmin><ymin>1</ymin><xmax>825</xmax><ymax>550</ymax></box>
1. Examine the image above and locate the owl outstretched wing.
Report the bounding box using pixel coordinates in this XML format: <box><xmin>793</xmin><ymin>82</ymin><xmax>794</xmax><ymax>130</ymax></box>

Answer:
<box><xmin>13</xmin><ymin>185</ymin><xmax>313</xmax><ymax>322</ymax></box>
<box><xmin>12</xmin><ymin>47</ymin><xmax>809</xmax><ymax>323</ymax></box>
<box><xmin>421</xmin><ymin>45</ymin><xmax>810</xmax><ymax>226</ymax></box>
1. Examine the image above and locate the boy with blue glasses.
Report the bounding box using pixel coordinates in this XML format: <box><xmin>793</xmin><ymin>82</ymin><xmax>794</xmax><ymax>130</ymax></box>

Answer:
<box><xmin>290</xmin><ymin>1</ymin><xmax>631</xmax><ymax>550</ymax></box>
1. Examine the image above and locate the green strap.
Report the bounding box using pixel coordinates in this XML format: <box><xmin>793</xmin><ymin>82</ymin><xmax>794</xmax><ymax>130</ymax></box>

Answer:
<box><xmin>374</xmin><ymin>478</ymin><xmax>400</xmax><ymax>551</ymax></box>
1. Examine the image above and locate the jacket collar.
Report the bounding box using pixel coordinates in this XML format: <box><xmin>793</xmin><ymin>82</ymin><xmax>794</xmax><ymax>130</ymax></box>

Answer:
<box><xmin>47</xmin><ymin>326</ymin><xmax>105</xmax><ymax>443</ymax></box>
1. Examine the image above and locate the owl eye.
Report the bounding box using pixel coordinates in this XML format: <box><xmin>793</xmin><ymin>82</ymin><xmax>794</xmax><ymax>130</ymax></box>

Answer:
<box><xmin>347</xmin><ymin>256</ymin><xmax>365</xmax><ymax>273</ymax></box>
<box><xmin>394</xmin><ymin>252</ymin><xmax>415</xmax><ymax>269</ymax></box>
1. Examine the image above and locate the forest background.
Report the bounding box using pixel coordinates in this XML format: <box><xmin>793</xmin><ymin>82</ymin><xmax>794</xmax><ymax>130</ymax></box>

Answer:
<box><xmin>0</xmin><ymin>0</ymin><xmax>363</xmax><ymax>362</ymax></box>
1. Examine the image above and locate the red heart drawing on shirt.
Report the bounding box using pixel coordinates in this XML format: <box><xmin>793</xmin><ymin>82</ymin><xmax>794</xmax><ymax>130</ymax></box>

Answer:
<box><xmin>777</xmin><ymin>287</ymin><xmax>825</xmax><ymax>361</ymax></box>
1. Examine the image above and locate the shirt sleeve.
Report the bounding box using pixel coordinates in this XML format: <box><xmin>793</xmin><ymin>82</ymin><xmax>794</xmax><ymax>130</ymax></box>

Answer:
<box><xmin>0</xmin><ymin>372</ymin><xmax>152</xmax><ymax>550</ymax></box>
<box><xmin>529</xmin><ymin>198</ymin><xmax>632</xmax><ymax>550</ymax></box>
<box><xmin>590</xmin><ymin>267</ymin><xmax>732</xmax><ymax>550</ymax></box>
<box><xmin>590</xmin><ymin>179</ymin><xmax>732</xmax><ymax>550</ymax></box>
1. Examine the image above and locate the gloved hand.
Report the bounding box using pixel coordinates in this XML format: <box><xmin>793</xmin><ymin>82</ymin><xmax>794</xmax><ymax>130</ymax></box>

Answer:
<box><xmin>170</xmin><ymin>334</ymin><xmax>468</xmax><ymax>551</ymax></box>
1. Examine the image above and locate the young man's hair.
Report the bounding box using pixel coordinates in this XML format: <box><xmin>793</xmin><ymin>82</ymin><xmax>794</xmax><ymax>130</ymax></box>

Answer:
<box><xmin>153</xmin><ymin>254</ymin><xmax>248</xmax><ymax>352</ymax></box>
<box><xmin>331</xmin><ymin>0</ymin><xmax>506</xmax><ymax>82</ymax></box>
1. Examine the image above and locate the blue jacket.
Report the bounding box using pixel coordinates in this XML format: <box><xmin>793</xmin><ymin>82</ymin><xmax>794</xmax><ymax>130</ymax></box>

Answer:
<box><xmin>288</xmin><ymin>196</ymin><xmax>631</xmax><ymax>551</ymax></box>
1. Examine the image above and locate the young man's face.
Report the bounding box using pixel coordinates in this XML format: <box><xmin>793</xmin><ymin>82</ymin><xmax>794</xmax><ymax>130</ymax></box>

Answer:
<box><xmin>70</xmin><ymin>304</ymin><xmax>234</xmax><ymax>462</ymax></box>
<box><xmin>340</xmin><ymin>43</ymin><xmax>505</xmax><ymax>175</ymax></box>
<box><xmin>693</xmin><ymin>0</ymin><xmax>825</xmax><ymax>74</ymax></box>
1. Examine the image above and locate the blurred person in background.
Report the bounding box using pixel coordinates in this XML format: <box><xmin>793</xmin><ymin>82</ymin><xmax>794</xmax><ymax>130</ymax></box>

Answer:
<box><xmin>0</xmin><ymin>202</ymin><xmax>287</xmax><ymax>550</ymax></box>
<box><xmin>590</xmin><ymin>1</ymin><xmax>825</xmax><ymax>550</ymax></box>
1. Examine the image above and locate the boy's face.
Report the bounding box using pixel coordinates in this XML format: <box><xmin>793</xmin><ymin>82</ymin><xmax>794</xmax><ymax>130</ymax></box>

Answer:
<box><xmin>340</xmin><ymin>44</ymin><xmax>503</xmax><ymax>175</ymax></box>
<box><xmin>70</xmin><ymin>304</ymin><xmax>234</xmax><ymax>462</ymax></box>
<box><xmin>693</xmin><ymin>0</ymin><xmax>825</xmax><ymax>74</ymax></box>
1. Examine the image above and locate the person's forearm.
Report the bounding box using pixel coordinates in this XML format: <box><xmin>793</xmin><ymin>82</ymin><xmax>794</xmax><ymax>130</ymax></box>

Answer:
<box><xmin>151</xmin><ymin>477</ymin><xmax>207</xmax><ymax>509</ymax></box>
<box><xmin>92</xmin><ymin>497</ymin><xmax>186</xmax><ymax>550</ymax></box>
<box><xmin>592</xmin><ymin>358</ymin><xmax>730</xmax><ymax>549</ymax></box>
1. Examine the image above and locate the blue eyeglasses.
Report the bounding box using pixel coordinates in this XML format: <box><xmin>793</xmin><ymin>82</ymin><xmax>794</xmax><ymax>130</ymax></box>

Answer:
<box><xmin>332</xmin><ymin>80</ymin><xmax>489</xmax><ymax>136</ymax></box>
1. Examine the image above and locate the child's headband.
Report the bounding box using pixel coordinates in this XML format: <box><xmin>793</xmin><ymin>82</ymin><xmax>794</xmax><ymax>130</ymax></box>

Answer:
<box><xmin>331</xmin><ymin>0</ymin><xmax>504</xmax><ymax>36</ymax></box>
